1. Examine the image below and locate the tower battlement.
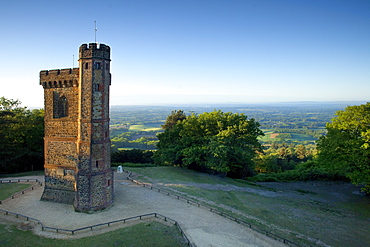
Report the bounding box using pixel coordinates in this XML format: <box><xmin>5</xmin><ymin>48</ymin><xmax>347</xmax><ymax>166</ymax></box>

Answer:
<box><xmin>79</xmin><ymin>43</ymin><xmax>110</xmax><ymax>60</ymax></box>
<box><xmin>40</xmin><ymin>68</ymin><xmax>79</xmax><ymax>88</ymax></box>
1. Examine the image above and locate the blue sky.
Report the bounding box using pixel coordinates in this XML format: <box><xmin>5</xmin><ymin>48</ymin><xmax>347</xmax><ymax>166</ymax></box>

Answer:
<box><xmin>1</xmin><ymin>0</ymin><xmax>369</xmax><ymax>107</ymax></box>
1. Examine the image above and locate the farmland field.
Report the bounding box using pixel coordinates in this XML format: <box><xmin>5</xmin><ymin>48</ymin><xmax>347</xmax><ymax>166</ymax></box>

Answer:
<box><xmin>259</xmin><ymin>129</ymin><xmax>318</xmax><ymax>144</ymax></box>
<box><xmin>129</xmin><ymin>123</ymin><xmax>162</xmax><ymax>132</ymax></box>
<box><xmin>109</xmin><ymin>102</ymin><xmax>360</xmax><ymax>149</ymax></box>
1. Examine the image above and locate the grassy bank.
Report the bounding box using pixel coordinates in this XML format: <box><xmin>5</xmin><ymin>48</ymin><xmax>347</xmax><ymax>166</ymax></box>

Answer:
<box><xmin>0</xmin><ymin>170</ymin><xmax>44</xmax><ymax>178</ymax></box>
<box><xmin>0</xmin><ymin>183</ymin><xmax>32</xmax><ymax>200</ymax></box>
<box><xmin>126</xmin><ymin>166</ymin><xmax>370</xmax><ymax>247</ymax></box>
<box><xmin>0</xmin><ymin>221</ymin><xmax>187</xmax><ymax>247</ymax></box>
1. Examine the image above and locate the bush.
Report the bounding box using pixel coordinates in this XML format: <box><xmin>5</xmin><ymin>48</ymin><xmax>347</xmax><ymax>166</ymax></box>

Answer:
<box><xmin>249</xmin><ymin>161</ymin><xmax>348</xmax><ymax>182</ymax></box>
<box><xmin>112</xmin><ymin>162</ymin><xmax>156</xmax><ymax>168</ymax></box>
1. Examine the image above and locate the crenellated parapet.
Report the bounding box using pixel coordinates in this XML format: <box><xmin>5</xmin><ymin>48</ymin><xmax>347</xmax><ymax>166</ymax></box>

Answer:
<box><xmin>40</xmin><ymin>68</ymin><xmax>79</xmax><ymax>88</ymax></box>
<box><xmin>79</xmin><ymin>43</ymin><xmax>110</xmax><ymax>60</ymax></box>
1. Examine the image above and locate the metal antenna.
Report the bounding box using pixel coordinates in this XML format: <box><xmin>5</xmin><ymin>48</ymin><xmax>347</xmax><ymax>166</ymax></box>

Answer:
<box><xmin>94</xmin><ymin>21</ymin><xmax>98</xmax><ymax>44</ymax></box>
<box><xmin>73</xmin><ymin>55</ymin><xmax>74</xmax><ymax>68</ymax></box>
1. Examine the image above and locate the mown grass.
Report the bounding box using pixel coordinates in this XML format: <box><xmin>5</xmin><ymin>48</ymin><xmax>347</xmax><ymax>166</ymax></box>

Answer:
<box><xmin>127</xmin><ymin>166</ymin><xmax>370</xmax><ymax>247</ymax></box>
<box><xmin>0</xmin><ymin>170</ymin><xmax>44</xmax><ymax>178</ymax></box>
<box><xmin>0</xmin><ymin>183</ymin><xmax>32</xmax><ymax>200</ymax></box>
<box><xmin>0</xmin><ymin>221</ymin><xmax>187</xmax><ymax>247</ymax></box>
<box><xmin>126</xmin><ymin>166</ymin><xmax>225</xmax><ymax>185</ymax></box>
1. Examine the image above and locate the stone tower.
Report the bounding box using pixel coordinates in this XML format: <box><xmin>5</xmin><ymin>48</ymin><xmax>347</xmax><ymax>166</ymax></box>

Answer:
<box><xmin>40</xmin><ymin>43</ymin><xmax>113</xmax><ymax>212</ymax></box>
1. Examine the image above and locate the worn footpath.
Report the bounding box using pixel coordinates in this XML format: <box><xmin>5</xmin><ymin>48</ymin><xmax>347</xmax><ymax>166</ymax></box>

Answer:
<box><xmin>0</xmin><ymin>173</ymin><xmax>285</xmax><ymax>247</ymax></box>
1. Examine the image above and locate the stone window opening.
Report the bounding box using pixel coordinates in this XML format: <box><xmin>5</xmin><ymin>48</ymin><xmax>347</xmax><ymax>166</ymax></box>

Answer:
<box><xmin>93</xmin><ymin>83</ymin><xmax>100</xmax><ymax>92</ymax></box>
<box><xmin>108</xmin><ymin>179</ymin><xmax>111</xmax><ymax>187</ymax></box>
<box><xmin>95</xmin><ymin>62</ymin><xmax>101</xmax><ymax>69</ymax></box>
<box><xmin>95</xmin><ymin>160</ymin><xmax>99</xmax><ymax>168</ymax></box>
<box><xmin>85</xmin><ymin>63</ymin><xmax>89</xmax><ymax>70</ymax></box>
<box><xmin>58</xmin><ymin>96</ymin><xmax>68</xmax><ymax>118</ymax></box>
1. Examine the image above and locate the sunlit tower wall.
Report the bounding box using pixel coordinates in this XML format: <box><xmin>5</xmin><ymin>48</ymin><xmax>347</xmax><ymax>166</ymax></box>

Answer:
<box><xmin>75</xmin><ymin>43</ymin><xmax>113</xmax><ymax>212</ymax></box>
<box><xmin>40</xmin><ymin>68</ymin><xmax>80</xmax><ymax>205</ymax></box>
<box><xmin>40</xmin><ymin>43</ymin><xmax>113</xmax><ymax>212</ymax></box>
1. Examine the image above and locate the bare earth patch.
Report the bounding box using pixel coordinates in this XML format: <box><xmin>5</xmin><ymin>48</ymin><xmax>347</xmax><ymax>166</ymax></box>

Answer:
<box><xmin>270</xmin><ymin>133</ymin><xmax>279</xmax><ymax>138</ymax></box>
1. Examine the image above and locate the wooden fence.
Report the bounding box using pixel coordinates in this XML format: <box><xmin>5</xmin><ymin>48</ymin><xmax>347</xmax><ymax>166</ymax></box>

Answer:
<box><xmin>0</xmin><ymin>173</ymin><xmax>303</xmax><ymax>246</ymax></box>
<box><xmin>0</xmin><ymin>177</ymin><xmax>193</xmax><ymax>246</ymax></box>
<box><xmin>0</xmin><ymin>179</ymin><xmax>42</xmax><ymax>204</ymax></box>
<box><xmin>0</xmin><ymin>209</ymin><xmax>193</xmax><ymax>246</ymax></box>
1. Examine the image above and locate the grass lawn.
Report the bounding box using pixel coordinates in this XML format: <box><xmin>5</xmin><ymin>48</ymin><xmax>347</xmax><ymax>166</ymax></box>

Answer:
<box><xmin>0</xmin><ymin>183</ymin><xmax>32</xmax><ymax>200</ymax></box>
<box><xmin>127</xmin><ymin>166</ymin><xmax>370</xmax><ymax>247</ymax></box>
<box><xmin>127</xmin><ymin>166</ymin><xmax>226</xmax><ymax>185</ymax></box>
<box><xmin>0</xmin><ymin>170</ymin><xmax>44</xmax><ymax>178</ymax></box>
<box><xmin>0</xmin><ymin>221</ymin><xmax>187</xmax><ymax>247</ymax></box>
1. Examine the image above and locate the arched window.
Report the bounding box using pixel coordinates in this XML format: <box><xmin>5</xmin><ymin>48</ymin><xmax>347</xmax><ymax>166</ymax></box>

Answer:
<box><xmin>58</xmin><ymin>96</ymin><xmax>68</xmax><ymax>118</ymax></box>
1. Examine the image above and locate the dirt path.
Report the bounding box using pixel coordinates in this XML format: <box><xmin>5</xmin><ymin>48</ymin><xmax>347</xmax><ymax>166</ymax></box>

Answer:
<box><xmin>0</xmin><ymin>173</ymin><xmax>285</xmax><ymax>247</ymax></box>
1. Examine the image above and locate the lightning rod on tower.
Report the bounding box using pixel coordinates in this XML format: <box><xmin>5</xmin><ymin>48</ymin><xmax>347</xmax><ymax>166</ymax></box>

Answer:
<box><xmin>94</xmin><ymin>21</ymin><xmax>97</xmax><ymax>44</ymax></box>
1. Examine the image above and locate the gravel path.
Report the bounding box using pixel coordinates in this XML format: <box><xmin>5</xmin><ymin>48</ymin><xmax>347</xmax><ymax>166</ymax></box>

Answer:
<box><xmin>0</xmin><ymin>173</ymin><xmax>285</xmax><ymax>247</ymax></box>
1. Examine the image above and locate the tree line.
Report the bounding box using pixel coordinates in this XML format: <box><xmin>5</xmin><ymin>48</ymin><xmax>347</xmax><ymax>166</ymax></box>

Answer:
<box><xmin>0</xmin><ymin>97</ymin><xmax>44</xmax><ymax>173</ymax></box>
<box><xmin>1</xmin><ymin>96</ymin><xmax>369</xmax><ymax>194</ymax></box>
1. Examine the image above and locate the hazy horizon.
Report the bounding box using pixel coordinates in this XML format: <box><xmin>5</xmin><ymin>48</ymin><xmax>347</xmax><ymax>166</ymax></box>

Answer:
<box><xmin>2</xmin><ymin>1</ymin><xmax>369</xmax><ymax>108</ymax></box>
<box><xmin>27</xmin><ymin>100</ymin><xmax>367</xmax><ymax>110</ymax></box>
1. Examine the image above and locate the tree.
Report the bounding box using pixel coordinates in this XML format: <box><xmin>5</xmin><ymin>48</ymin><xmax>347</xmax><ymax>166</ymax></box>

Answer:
<box><xmin>0</xmin><ymin>97</ymin><xmax>44</xmax><ymax>173</ymax></box>
<box><xmin>295</xmin><ymin>144</ymin><xmax>307</xmax><ymax>160</ymax></box>
<box><xmin>161</xmin><ymin>110</ymin><xmax>186</xmax><ymax>130</ymax></box>
<box><xmin>154</xmin><ymin>110</ymin><xmax>264</xmax><ymax>178</ymax></box>
<box><xmin>0</xmin><ymin>97</ymin><xmax>23</xmax><ymax>111</ymax></box>
<box><xmin>316</xmin><ymin>102</ymin><xmax>370</xmax><ymax>194</ymax></box>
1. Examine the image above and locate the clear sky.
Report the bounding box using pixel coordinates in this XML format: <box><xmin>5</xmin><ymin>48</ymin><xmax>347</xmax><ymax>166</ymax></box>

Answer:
<box><xmin>1</xmin><ymin>0</ymin><xmax>369</xmax><ymax>107</ymax></box>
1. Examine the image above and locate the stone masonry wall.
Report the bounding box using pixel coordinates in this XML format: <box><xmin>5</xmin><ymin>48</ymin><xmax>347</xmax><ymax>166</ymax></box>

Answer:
<box><xmin>41</xmin><ymin>68</ymin><xmax>79</xmax><ymax>204</ymax></box>
<box><xmin>41</xmin><ymin>43</ymin><xmax>113</xmax><ymax>211</ymax></box>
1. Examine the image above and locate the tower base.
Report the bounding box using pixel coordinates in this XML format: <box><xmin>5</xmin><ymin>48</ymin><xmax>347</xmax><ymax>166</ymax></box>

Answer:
<box><xmin>41</xmin><ymin>188</ymin><xmax>75</xmax><ymax>205</ymax></box>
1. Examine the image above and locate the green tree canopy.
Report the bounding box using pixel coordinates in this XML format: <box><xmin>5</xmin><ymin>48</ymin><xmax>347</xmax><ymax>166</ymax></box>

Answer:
<box><xmin>0</xmin><ymin>97</ymin><xmax>44</xmax><ymax>173</ymax></box>
<box><xmin>161</xmin><ymin>110</ymin><xmax>186</xmax><ymax>130</ymax></box>
<box><xmin>154</xmin><ymin>110</ymin><xmax>264</xmax><ymax>178</ymax></box>
<box><xmin>316</xmin><ymin>102</ymin><xmax>370</xmax><ymax>194</ymax></box>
